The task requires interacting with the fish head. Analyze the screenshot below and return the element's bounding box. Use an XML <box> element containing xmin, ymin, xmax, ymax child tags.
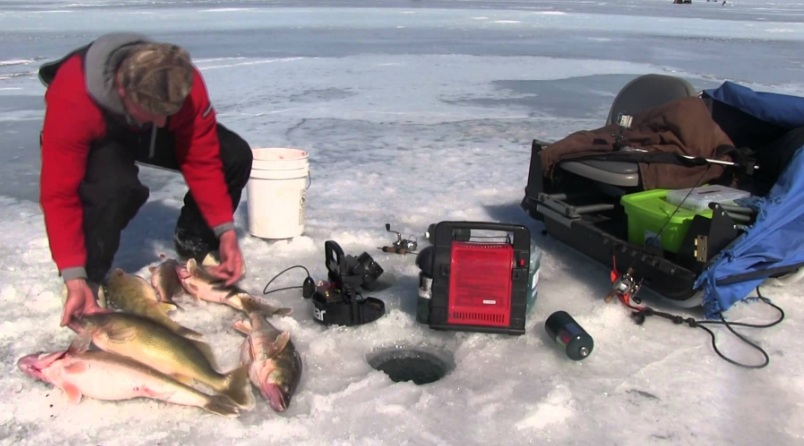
<box><xmin>260</xmin><ymin>382</ymin><xmax>290</xmax><ymax>412</ymax></box>
<box><xmin>176</xmin><ymin>259</ymin><xmax>234</xmax><ymax>303</ymax></box>
<box><xmin>258</xmin><ymin>365</ymin><xmax>300</xmax><ymax>412</ymax></box>
<box><xmin>17</xmin><ymin>351</ymin><xmax>66</xmax><ymax>381</ymax></box>
<box><xmin>154</xmin><ymin>259</ymin><xmax>179</xmax><ymax>281</ymax></box>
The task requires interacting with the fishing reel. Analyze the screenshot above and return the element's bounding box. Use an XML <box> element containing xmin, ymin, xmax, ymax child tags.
<box><xmin>605</xmin><ymin>263</ymin><xmax>643</xmax><ymax>305</ymax></box>
<box><xmin>304</xmin><ymin>240</ymin><xmax>385</xmax><ymax>326</ymax></box>
<box><xmin>378</xmin><ymin>223</ymin><xmax>418</xmax><ymax>255</ymax></box>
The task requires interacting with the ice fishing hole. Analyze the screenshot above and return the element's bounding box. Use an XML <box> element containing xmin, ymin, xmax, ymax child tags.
<box><xmin>368</xmin><ymin>346</ymin><xmax>454</xmax><ymax>385</ymax></box>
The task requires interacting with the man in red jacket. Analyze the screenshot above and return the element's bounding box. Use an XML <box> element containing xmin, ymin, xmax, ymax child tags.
<box><xmin>39</xmin><ymin>34</ymin><xmax>252</xmax><ymax>327</ymax></box>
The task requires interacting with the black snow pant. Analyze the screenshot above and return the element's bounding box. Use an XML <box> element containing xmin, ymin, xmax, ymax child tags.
<box><xmin>79</xmin><ymin>124</ymin><xmax>252</xmax><ymax>283</ymax></box>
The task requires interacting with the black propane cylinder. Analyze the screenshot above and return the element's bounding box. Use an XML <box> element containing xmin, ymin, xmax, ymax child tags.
<box><xmin>545</xmin><ymin>311</ymin><xmax>594</xmax><ymax>360</ymax></box>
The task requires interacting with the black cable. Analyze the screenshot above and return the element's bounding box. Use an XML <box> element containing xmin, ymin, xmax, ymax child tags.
<box><xmin>630</xmin><ymin>287</ymin><xmax>783</xmax><ymax>368</ymax></box>
<box><xmin>646</xmin><ymin>165</ymin><xmax>712</xmax><ymax>250</ymax></box>
<box><xmin>696</xmin><ymin>289</ymin><xmax>784</xmax><ymax>329</ymax></box>
<box><xmin>698</xmin><ymin>318</ymin><xmax>769</xmax><ymax>369</ymax></box>
<box><xmin>262</xmin><ymin>264</ymin><xmax>312</xmax><ymax>295</ymax></box>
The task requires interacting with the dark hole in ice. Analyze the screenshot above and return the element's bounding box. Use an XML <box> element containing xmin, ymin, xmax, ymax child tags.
<box><xmin>368</xmin><ymin>348</ymin><xmax>453</xmax><ymax>385</ymax></box>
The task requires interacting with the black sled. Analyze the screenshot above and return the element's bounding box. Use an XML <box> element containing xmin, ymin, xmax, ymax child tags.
<box><xmin>521</xmin><ymin>74</ymin><xmax>804</xmax><ymax>306</ymax></box>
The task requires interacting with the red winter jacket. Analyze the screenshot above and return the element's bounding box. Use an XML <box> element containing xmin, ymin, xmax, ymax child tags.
<box><xmin>40</xmin><ymin>45</ymin><xmax>233</xmax><ymax>277</ymax></box>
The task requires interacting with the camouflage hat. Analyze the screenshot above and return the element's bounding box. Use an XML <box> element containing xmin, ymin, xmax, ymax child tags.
<box><xmin>118</xmin><ymin>43</ymin><xmax>194</xmax><ymax>116</ymax></box>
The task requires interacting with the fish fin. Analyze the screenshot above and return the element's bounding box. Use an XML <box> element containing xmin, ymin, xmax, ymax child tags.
<box><xmin>214</xmin><ymin>284</ymin><xmax>236</xmax><ymax>296</ymax></box>
<box><xmin>221</xmin><ymin>365</ymin><xmax>255</xmax><ymax>410</ymax></box>
<box><xmin>162</xmin><ymin>297</ymin><xmax>185</xmax><ymax>311</ymax></box>
<box><xmin>138</xmin><ymin>386</ymin><xmax>176</xmax><ymax>401</ymax></box>
<box><xmin>97</xmin><ymin>286</ymin><xmax>107</xmax><ymax>309</ymax></box>
<box><xmin>170</xmin><ymin>373</ymin><xmax>195</xmax><ymax>387</ymax></box>
<box><xmin>61</xmin><ymin>382</ymin><xmax>83</xmax><ymax>404</ymax></box>
<box><xmin>186</xmin><ymin>258</ymin><xmax>198</xmax><ymax>273</ymax></box>
<box><xmin>156</xmin><ymin>302</ymin><xmax>178</xmax><ymax>313</ymax></box>
<box><xmin>174</xmin><ymin>263</ymin><xmax>191</xmax><ymax>280</ymax></box>
<box><xmin>268</xmin><ymin>331</ymin><xmax>291</xmax><ymax>358</ymax></box>
<box><xmin>224</xmin><ymin>288</ymin><xmax>244</xmax><ymax>301</ymax></box>
<box><xmin>204</xmin><ymin>395</ymin><xmax>241</xmax><ymax>417</ymax></box>
<box><xmin>273</xmin><ymin>306</ymin><xmax>294</xmax><ymax>317</ymax></box>
<box><xmin>105</xmin><ymin>325</ymin><xmax>138</xmax><ymax>343</ymax></box>
<box><xmin>64</xmin><ymin>361</ymin><xmax>89</xmax><ymax>374</ymax></box>
<box><xmin>68</xmin><ymin>331</ymin><xmax>93</xmax><ymax>354</ymax></box>
<box><xmin>232</xmin><ymin>319</ymin><xmax>252</xmax><ymax>336</ymax></box>
<box><xmin>176</xmin><ymin>325</ymin><xmax>204</xmax><ymax>341</ymax></box>
<box><xmin>201</xmin><ymin>252</ymin><xmax>221</xmax><ymax>267</ymax></box>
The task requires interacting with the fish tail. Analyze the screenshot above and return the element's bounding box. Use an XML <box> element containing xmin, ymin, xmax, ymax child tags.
<box><xmin>221</xmin><ymin>364</ymin><xmax>255</xmax><ymax>410</ymax></box>
<box><xmin>203</xmin><ymin>394</ymin><xmax>241</xmax><ymax>417</ymax></box>
<box><xmin>240</xmin><ymin>296</ymin><xmax>293</xmax><ymax>317</ymax></box>
<box><xmin>163</xmin><ymin>295</ymin><xmax>185</xmax><ymax>311</ymax></box>
<box><xmin>174</xmin><ymin>324</ymin><xmax>204</xmax><ymax>340</ymax></box>
<box><xmin>156</xmin><ymin>302</ymin><xmax>179</xmax><ymax>314</ymax></box>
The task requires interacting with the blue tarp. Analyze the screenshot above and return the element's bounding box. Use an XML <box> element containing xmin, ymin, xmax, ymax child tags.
<box><xmin>695</xmin><ymin>83</ymin><xmax>804</xmax><ymax>318</ymax></box>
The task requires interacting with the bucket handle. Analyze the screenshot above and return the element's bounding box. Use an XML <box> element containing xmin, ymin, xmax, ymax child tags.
<box><xmin>305</xmin><ymin>171</ymin><xmax>312</xmax><ymax>191</ymax></box>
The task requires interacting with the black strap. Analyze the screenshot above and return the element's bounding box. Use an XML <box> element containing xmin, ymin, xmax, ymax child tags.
<box><xmin>716</xmin><ymin>262</ymin><xmax>804</xmax><ymax>286</ymax></box>
<box><xmin>560</xmin><ymin>144</ymin><xmax>754</xmax><ymax>169</ymax></box>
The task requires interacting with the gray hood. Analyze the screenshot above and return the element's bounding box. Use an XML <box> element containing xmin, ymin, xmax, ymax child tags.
<box><xmin>84</xmin><ymin>33</ymin><xmax>151</xmax><ymax>116</ymax></box>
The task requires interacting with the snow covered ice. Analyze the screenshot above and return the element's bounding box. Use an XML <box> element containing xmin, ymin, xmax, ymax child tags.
<box><xmin>1</xmin><ymin>1</ymin><xmax>803</xmax><ymax>445</ymax></box>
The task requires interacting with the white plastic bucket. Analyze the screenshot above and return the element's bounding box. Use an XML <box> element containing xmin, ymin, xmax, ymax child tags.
<box><xmin>247</xmin><ymin>147</ymin><xmax>310</xmax><ymax>239</ymax></box>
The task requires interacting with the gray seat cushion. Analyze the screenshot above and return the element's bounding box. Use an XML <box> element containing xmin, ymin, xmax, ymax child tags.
<box><xmin>558</xmin><ymin>74</ymin><xmax>697</xmax><ymax>188</ymax></box>
<box><xmin>560</xmin><ymin>160</ymin><xmax>640</xmax><ymax>187</ymax></box>
<box><xmin>606</xmin><ymin>74</ymin><xmax>698</xmax><ymax>126</ymax></box>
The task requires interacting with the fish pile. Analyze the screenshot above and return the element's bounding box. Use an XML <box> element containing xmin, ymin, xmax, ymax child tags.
<box><xmin>17</xmin><ymin>258</ymin><xmax>303</xmax><ymax>417</ymax></box>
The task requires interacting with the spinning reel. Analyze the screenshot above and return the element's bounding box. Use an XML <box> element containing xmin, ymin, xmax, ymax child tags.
<box><xmin>378</xmin><ymin>223</ymin><xmax>418</xmax><ymax>255</ymax></box>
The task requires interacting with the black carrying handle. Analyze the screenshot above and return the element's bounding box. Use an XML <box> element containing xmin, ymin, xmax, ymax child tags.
<box><xmin>433</xmin><ymin>221</ymin><xmax>531</xmax><ymax>252</ymax></box>
<box><xmin>324</xmin><ymin>240</ymin><xmax>345</xmax><ymax>282</ymax></box>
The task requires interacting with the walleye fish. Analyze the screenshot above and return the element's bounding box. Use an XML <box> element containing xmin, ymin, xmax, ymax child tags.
<box><xmin>103</xmin><ymin>268</ymin><xmax>201</xmax><ymax>340</ymax></box>
<box><xmin>177</xmin><ymin>258</ymin><xmax>293</xmax><ymax>316</ymax></box>
<box><xmin>149</xmin><ymin>258</ymin><xmax>185</xmax><ymax>308</ymax></box>
<box><xmin>17</xmin><ymin>346</ymin><xmax>240</xmax><ymax>417</ymax></box>
<box><xmin>233</xmin><ymin>312</ymin><xmax>302</xmax><ymax>412</ymax></box>
<box><xmin>73</xmin><ymin>312</ymin><xmax>255</xmax><ymax>410</ymax></box>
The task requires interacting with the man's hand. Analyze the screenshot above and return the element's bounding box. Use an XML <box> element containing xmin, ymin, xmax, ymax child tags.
<box><xmin>207</xmin><ymin>229</ymin><xmax>245</xmax><ymax>286</ymax></box>
<box><xmin>61</xmin><ymin>278</ymin><xmax>103</xmax><ymax>328</ymax></box>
